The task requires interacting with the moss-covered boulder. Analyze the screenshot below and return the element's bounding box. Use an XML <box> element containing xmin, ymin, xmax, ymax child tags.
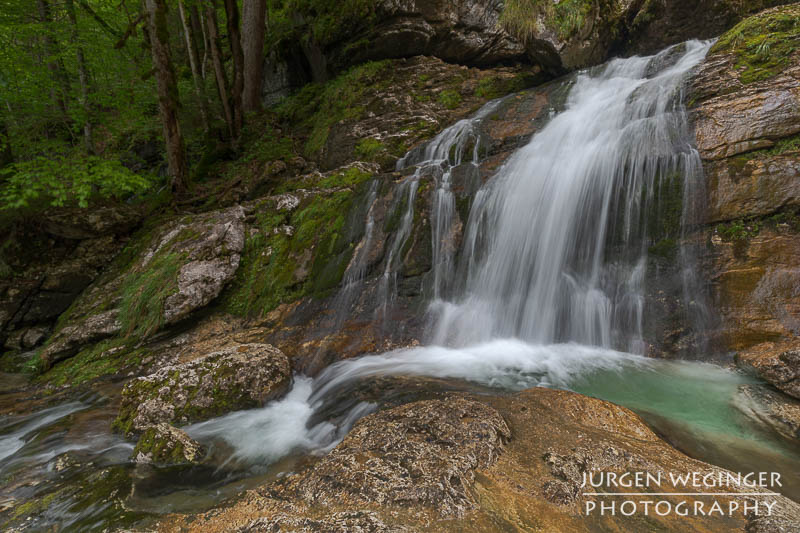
<box><xmin>132</xmin><ymin>423</ymin><xmax>207</xmax><ymax>466</ymax></box>
<box><xmin>114</xmin><ymin>343</ymin><xmax>290</xmax><ymax>436</ymax></box>
<box><xmin>39</xmin><ymin>206</ymin><xmax>246</xmax><ymax>368</ymax></box>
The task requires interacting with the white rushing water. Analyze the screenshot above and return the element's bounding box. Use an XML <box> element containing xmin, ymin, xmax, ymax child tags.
<box><xmin>432</xmin><ymin>40</ymin><xmax>711</xmax><ymax>349</ymax></box>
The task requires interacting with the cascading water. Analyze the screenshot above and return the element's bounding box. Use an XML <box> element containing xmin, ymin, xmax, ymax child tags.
<box><xmin>185</xmin><ymin>43</ymin><xmax>800</xmax><ymax>494</ymax></box>
<box><xmin>432</xmin><ymin>41</ymin><xmax>710</xmax><ymax>350</ymax></box>
<box><xmin>397</xmin><ymin>99</ymin><xmax>503</xmax><ymax>299</ymax></box>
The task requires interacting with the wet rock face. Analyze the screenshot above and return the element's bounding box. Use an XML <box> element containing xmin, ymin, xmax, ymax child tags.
<box><xmin>688</xmin><ymin>4</ymin><xmax>800</xmax><ymax>355</ymax></box>
<box><xmin>114</xmin><ymin>343</ymin><xmax>290</xmax><ymax>435</ymax></box>
<box><xmin>736</xmin><ymin>384</ymin><xmax>800</xmax><ymax>441</ymax></box>
<box><xmin>283</xmin><ymin>397</ymin><xmax>510</xmax><ymax>517</ymax></box>
<box><xmin>624</xmin><ymin>0</ymin><xmax>795</xmax><ymax>56</ymax></box>
<box><xmin>133</xmin><ymin>423</ymin><xmax>206</xmax><ymax>465</ymax></box>
<box><xmin>38</xmin><ymin>205</ymin><xmax>246</xmax><ymax>368</ymax></box>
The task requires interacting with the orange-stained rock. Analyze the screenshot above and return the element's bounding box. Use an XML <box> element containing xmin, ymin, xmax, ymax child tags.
<box><xmin>157</xmin><ymin>387</ymin><xmax>800</xmax><ymax>533</ymax></box>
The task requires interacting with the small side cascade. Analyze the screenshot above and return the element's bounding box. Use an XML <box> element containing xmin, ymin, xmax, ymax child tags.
<box><xmin>376</xmin><ymin>175</ymin><xmax>420</xmax><ymax>322</ymax></box>
<box><xmin>329</xmin><ymin>179</ymin><xmax>380</xmax><ymax>326</ymax></box>
<box><xmin>379</xmin><ymin>98</ymin><xmax>505</xmax><ymax>316</ymax></box>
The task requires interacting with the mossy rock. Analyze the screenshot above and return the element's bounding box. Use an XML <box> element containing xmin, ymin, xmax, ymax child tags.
<box><xmin>133</xmin><ymin>423</ymin><xmax>206</xmax><ymax>465</ymax></box>
<box><xmin>710</xmin><ymin>4</ymin><xmax>800</xmax><ymax>84</ymax></box>
<box><xmin>224</xmin><ymin>169</ymin><xmax>376</xmax><ymax>318</ymax></box>
<box><xmin>113</xmin><ymin>343</ymin><xmax>290</xmax><ymax>436</ymax></box>
<box><xmin>39</xmin><ymin>206</ymin><xmax>246</xmax><ymax>370</ymax></box>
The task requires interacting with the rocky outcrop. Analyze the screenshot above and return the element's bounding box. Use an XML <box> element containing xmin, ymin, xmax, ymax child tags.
<box><xmin>332</xmin><ymin>0</ymin><xmax>527</xmax><ymax>69</ymax></box>
<box><xmin>133</xmin><ymin>423</ymin><xmax>206</xmax><ymax>466</ymax></box>
<box><xmin>737</xmin><ymin>342</ymin><xmax>800</xmax><ymax>400</ymax></box>
<box><xmin>38</xmin><ymin>206</ymin><xmax>246</xmax><ymax>368</ymax></box>
<box><xmin>310</xmin><ymin>0</ymin><xmax>799</xmax><ymax>79</ymax></box>
<box><xmin>689</xmin><ymin>4</ymin><xmax>800</xmax><ymax>356</ymax></box>
<box><xmin>0</xmin><ymin>205</ymin><xmax>141</xmax><ymax>355</ymax></box>
<box><xmin>114</xmin><ymin>343</ymin><xmax>290</xmax><ymax>435</ymax></box>
<box><xmin>160</xmin><ymin>387</ymin><xmax>800</xmax><ymax>532</ymax></box>
<box><xmin>283</xmin><ymin>397</ymin><xmax>510</xmax><ymax>517</ymax></box>
<box><xmin>624</xmin><ymin>0</ymin><xmax>795</xmax><ymax>56</ymax></box>
<box><xmin>736</xmin><ymin>384</ymin><xmax>800</xmax><ymax>440</ymax></box>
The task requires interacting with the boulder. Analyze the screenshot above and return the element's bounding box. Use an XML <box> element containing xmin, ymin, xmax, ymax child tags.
<box><xmin>284</xmin><ymin>397</ymin><xmax>510</xmax><ymax>517</ymax></box>
<box><xmin>737</xmin><ymin>342</ymin><xmax>800</xmax><ymax>400</ymax></box>
<box><xmin>133</xmin><ymin>423</ymin><xmax>207</xmax><ymax>466</ymax></box>
<box><xmin>39</xmin><ymin>205</ymin><xmax>246</xmax><ymax>368</ymax></box>
<box><xmin>336</xmin><ymin>0</ymin><xmax>527</xmax><ymax>69</ymax></box>
<box><xmin>114</xmin><ymin>343</ymin><xmax>291</xmax><ymax>435</ymax></box>
<box><xmin>736</xmin><ymin>384</ymin><xmax>800</xmax><ymax>441</ymax></box>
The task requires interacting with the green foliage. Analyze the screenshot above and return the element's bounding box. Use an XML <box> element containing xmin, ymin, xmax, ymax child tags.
<box><xmin>501</xmin><ymin>0</ymin><xmax>595</xmax><ymax>42</ymax></box>
<box><xmin>276</xmin><ymin>60</ymin><xmax>391</xmax><ymax>158</ymax></box>
<box><xmin>711</xmin><ymin>6</ymin><xmax>800</xmax><ymax>84</ymax></box>
<box><xmin>118</xmin><ymin>251</ymin><xmax>182</xmax><ymax>338</ymax></box>
<box><xmin>270</xmin><ymin>0</ymin><xmax>376</xmax><ymax>48</ymax></box>
<box><xmin>716</xmin><ymin>219</ymin><xmax>761</xmax><ymax>241</ymax></box>
<box><xmin>438</xmin><ymin>89</ymin><xmax>463</xmax><ymax>110</ymax></box>
<box><xmin>0</xmin><ymin>155</ymin><xmax>152</xmax><ymax>210</ymax></box>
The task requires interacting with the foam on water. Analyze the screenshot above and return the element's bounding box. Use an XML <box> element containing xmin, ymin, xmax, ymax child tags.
<box><xmin>185</xmin><ymin>377</ymin><xmax>376</xmax><ymax>467</ymax></box>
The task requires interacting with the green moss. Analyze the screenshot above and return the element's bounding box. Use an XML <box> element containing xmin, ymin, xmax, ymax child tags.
<box><xmin>132</xmin><ymin>426</ymin><xmax>197</xmax><ymax>464</ymax></box>
<box><xmin>711</xmin><ymin>6</ymin><xmax>800</xmax><ymax>84</ymax></box>
<box><xmin>223</xmin><ymin>180</ymin><xmax>371</xmax><ymax>317</ymax></box>
<box><xmin>438</xmin><ymin>89</ymin><xmax>463</xmax><ymax>110</ymax></box>
<box><xmin>354</xmin><ymin>137</ymin><xmax>385</xmax><ymax>161</ymax></box>
<box><xmin>36</xmin><ymin>338</ymin><xmax>148</xmax><ymax>388</ymax></box>
<box><xmin>716</xmin><ymin>219</ymin><xmax>761</xmax><ymax>242</ymax></box>
<box><xmin>318</xmin><ymin>166</ymin><xmax>373</xmax><ymax>189</ymax></box>
<box><xmin>474</xmin><ymin>75</ymin><xmax>537</xmax><ymax>100</ymax></box>
<box><xmin>641</xmin><ymin>171</ymin><xmax>684</xmax><ymax>244</ymax></box>
<box><xmin>501</xmin><ymin>0</ymin><xmax>596</xmax><ymax>42</ymax></box>
<box><xmin>648</xmin><ymin>238</ymin><xmax>678</xmax><ymax>260</ymax></box>
<box><xmin>118</xmin><ymin>250</ymin><xmax>182</xmax><ymax>338</ymax></box>
<box><xmin>276</xmin><ymin>60</ymin><xmax>392</xmax><ymax>159</ymax></box>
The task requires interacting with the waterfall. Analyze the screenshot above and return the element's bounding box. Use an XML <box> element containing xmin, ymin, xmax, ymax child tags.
<box><xmin>173</xmin><ymin>42</ymin><xmax>745</xmax><ymax>473</ymax></box>
<box><xmin>431</xmin><ymin>41</ymin><xmax>711</xmax><ymax>352</ymax></box>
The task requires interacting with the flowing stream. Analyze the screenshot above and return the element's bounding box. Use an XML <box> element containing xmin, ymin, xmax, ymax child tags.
<box><xmin>2</xmin><ymin>41</ymin><xmax>800</xmax><ymax>530</ymax></box>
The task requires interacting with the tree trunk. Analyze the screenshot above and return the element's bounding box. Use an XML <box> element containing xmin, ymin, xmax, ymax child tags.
<box><xmin>36</xmin><ymin>0</ymin><xmax>72</xmax><ymax>117</ymax></box>
<box><xmin>223</xmin><ymin>0</ymin><xmax>244</xmax><ymax>136</ymax></box>
<box><xmin>198</xmin><ymin>6</ymin><xmax>211</xmax><ymax>80</ymax></box>
<box><xmin>144</xmin><ymin>0</ymin><xmax>188</xmax><ymax>194</ymax></box>
<box><xmin>188</xmin><ymin>5</ymin><xmax>206</xmax><ymax>78</ymax></box>
<box><xmin>65</xmin><ymin>0</ymin><xmax>94</xmax><ymax>154</ymax></box>
<box><xmin>204</xmin><ymin>0</ymin><xmax>235</xmax><ymax>140</ymax></box>
<box><xmin>178</xmin><ymin>0</ymin><xmax>210</xmax><ymax>133</ymax></box>
<box><xmin>241</xmin><ymin>0</ymin><xmax>266</xmax><ymax>113</ymax></box>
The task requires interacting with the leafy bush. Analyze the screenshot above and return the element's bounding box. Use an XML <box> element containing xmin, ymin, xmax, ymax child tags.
<box><xmin>0</xmin><ymin>155</ymin><xmax>153</xmax><ymax>210</ymax></box>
